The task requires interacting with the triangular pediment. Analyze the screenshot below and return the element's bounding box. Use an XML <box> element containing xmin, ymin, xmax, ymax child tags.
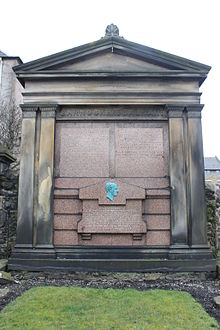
<box><xmin>14</xmin><ymin>36</ymin><xmax>211</xmax><ymax>74</ymax></box>
<box><xmin>50</xmin><ymin>52</ymin><xmax>171</xmax><ymax>72</ymax></box>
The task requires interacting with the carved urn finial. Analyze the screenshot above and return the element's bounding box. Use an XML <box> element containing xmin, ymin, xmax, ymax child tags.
<box><xmin>105</xmin><ymin>24</ymin><xmax>119</xmax><ymax>37</ymax></box>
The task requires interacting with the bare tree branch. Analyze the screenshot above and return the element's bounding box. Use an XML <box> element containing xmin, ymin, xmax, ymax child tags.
<box><xmin>0</xmin><ymin>100</ymin><xmax>22</xmax><ymax>170</ymax></box>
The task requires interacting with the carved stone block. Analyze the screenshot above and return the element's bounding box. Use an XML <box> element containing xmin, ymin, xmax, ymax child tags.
<box><xmin>78</xmin><ymin>180</ymin><xmax>146</xmax><ymax>235</ymax></box>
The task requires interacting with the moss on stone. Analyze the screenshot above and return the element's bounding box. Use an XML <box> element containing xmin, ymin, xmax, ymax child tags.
<box><xmin>206</xmin><ymin>187</ymin><xmax>218</xmax><ymax>258</ymax></box>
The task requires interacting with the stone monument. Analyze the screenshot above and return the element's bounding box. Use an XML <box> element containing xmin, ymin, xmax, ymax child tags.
<box><xmin>9</xmin><ymin>24</ymin><xmax>215</xmax><ymax>272</ymax></box>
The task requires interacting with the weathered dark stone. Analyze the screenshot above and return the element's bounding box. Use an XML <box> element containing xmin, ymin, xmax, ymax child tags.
<box><xmin>16</xmin><ymin>117</ymin><xmax>36</xmax><ymax>247</ymax></box>
<box><xmin>8</xmin><ymin>255</ymin><xmax>216</xmax><ymax>273</ymax></box>
<box><xmin>0</xmin><ymin>148</ymin><xmax>18</xmax><ymax>258</ymax></box>
<box><xmin>0</xmin><ymin>259</ymin><xmax>8</xmax><ymax>271</ymax></box>
<box><xmin>0</xmin><ymin>287</ymin><xmax>9</xmax><ymax>298</ymax></box>
<box><xmin>188</xmin><ymin>108</ymin><xmax>207</xmax><ymax>248</ymax></box>
<box><xmin>35</xmin><ymin>112</ymin><xmax>55</xmax><ymax>248</ymax></box>
<box><xmin>168</xmin><ymin>107</ymin><xmax>188</xmax><ymax>247</ymax></box>
<box><xmin>217</xmin><ymin>262</ymin><xmax>220</xmax><ymax>279</ymax></box>
<box><xmin>213</xmin><ymin>296</ymin><xmax>220</xmax><ymax>308</ymax></box>
<box><xmin>0</xmin><ymin>271</ymin><xmax>12</xmax><ymax>284</ymax></box>
<box><xmin>206</xmin><ymin>187</ymin><xmax>218</xmax><ymax>258</ymax></box>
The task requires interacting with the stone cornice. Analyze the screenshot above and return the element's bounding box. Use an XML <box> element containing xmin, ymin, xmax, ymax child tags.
<box><xmin>22</xmin><ymin>92</ymin><xmax>201</xmax><ymax>106</ymax></box>
<box><xmin>16</xmin><ymin>71</ymin><xmax>208</xmax><ymax>88</ymax></box>
<box><xmin>16</xmin><ymin>71</ymin><xmax>208</xmax><ymax>79</ymax></box>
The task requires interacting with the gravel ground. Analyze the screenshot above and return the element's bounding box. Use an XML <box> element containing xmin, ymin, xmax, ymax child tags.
<box><xmin>0</xmin><ymin>272</ymin><xmax>220</xmax><ymax>325</ymax></box>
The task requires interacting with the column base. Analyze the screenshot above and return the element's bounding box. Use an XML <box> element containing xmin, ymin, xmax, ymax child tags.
<box><xmin>10</xmin><ymin>246</ymin><xmax>56</xmax><ymax>260</ymax></box>
<box><xmin>169</xmin><ymin>244</ymin><xmax>213</xmax><ymax>260</ymax></box>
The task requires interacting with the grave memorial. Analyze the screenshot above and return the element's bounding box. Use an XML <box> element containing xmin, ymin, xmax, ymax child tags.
<box><xmin>9</xmin><ymin>25</ymin><xmax>216</xmax><ymax>272</ymax></box>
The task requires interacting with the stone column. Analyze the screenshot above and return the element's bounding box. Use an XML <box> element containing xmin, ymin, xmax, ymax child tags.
<box><xmin>187</xmin><ymin>105</ymin><xmax>208</xmax><ymax>248</ymax></box>
<box><xmin>35</xmin><ymin>105</ymin><xmax>58</xmax><ymax>248</ymax></box>
<box><xmin>16</xmin><ymin>106</ymin><xmax>37</xmax><ymax>247</ymax></box>
<box><xmin>168</xmin><ymin>106</ymin><xmax>188</xmax><ymax>248</ymax></box>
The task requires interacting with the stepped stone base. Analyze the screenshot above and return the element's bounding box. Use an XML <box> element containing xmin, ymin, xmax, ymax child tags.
<box><xmin>8</xmin><ymin>247</ymin><xmax>216</xmax><ymax>273</ymax></box>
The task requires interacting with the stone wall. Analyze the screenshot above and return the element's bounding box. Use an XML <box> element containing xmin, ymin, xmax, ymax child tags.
<box><xmin>206</xmin><ymin>183</ymin><xmax>220</xmax><ymax>258</ymax></box>
<box><xmin>0</xmin><ymin>56</ymin><xmax>22</xmax><ymax>258</ymax></box>
<box><xmin>0</xmin><ymin>148</ymin><xmax>18</xmax><ymax>258</ymax></box>
<box><xmin>0</xmin><ymin>57</ymin><xmax>23</xmax><ymax>172</ymax></box>
<box><xmin>215</xmin><ymin>185</ymin><xmax>220</xmax><ymax>259</ymax></box>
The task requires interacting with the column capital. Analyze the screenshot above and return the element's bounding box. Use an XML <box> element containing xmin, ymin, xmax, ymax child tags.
<box><xmin>185</xmin><ymin>104</ymin><xmax>204</xmax><ymax>111</ymax></box>
<box><xmin>38</xmin><ymin>104</ymin><xmax>60</xmax><ymax>118</ymax></box>
<box><xmin>21</xmin><ymin>104</ymin><xmax>38</xmax><ymax>118</ymax></box>
<box><xmin>166</xmin><ymin>105</ymin><xmax>185</xmax><ymax>118</ymax></box>
<box><xmin>21</xmin><ymin>103</ymin><xmax>59</xmax><ymax>118</ymax></box>
<box><xmin>186</xmin><ymin>104</ymin><xmax>204</xmax><ymax>118</ymax></box>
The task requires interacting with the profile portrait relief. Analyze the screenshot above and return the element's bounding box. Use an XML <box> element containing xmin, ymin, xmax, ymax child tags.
<box><xmin>105</xmin><ymin>182</ymin><xmax>119</xmax><ymax>202</ymax></box>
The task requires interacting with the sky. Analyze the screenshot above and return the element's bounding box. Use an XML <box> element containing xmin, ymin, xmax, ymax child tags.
<box><xmin>1</xmin><ymin>0</ymin><xmax>219</xmax><ymax>158</ymax></box>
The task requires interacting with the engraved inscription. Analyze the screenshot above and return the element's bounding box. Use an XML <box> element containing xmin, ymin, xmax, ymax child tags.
<box><xmin>78</xmin><ymin>200</ymin><xmax>146</xmax><ymax>234</ymax></box>
<box><xmin>115</xmin><ymin>128</ymin><xmax>165</xmax><ymax>177</ymax></box>
<box><xmin>56</xmin><ymin>106</ymin><xmax>167</xmax><ymax>121</ymax></box>
<box><xmin>59</xmin><ymin>127</ymin><xmax>110</xmax><ymax>177</ymax></box>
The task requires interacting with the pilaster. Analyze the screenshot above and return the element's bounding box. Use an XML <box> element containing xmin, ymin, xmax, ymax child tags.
<box><xmin>35</xmin><ymin>105</ymin><xmax>57</xmax><ymax>248</ymax></box>
<box><xmin>16</xmin><ymin>105</ymin><xmax>37</xmax><ymax>247</ymax></box>
<box><xmin>187</xmin><ymin>105</ymin><xmax>208</xmax><ymax>248</ymax></box>
<box><xmin>15</xmin><ymin>104</ymin><xmax>58</xmax><ymax>252</ymax></box>
<box><xmin>167</xmin><ymin>105</ymin><xmax>188</xmax><ymax>248</ymax></box>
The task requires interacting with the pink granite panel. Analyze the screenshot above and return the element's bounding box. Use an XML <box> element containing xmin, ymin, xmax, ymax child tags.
<box><xmin>79</xmin><ymin>234</ymin><xmax>133</xmax><ymax>246</ymax></box>
<box><xmin>59</xmin><ymin>127</ymin><xmax>110</xmax><ymax>177</ymax></box>
<box><xmin>147</xmin><ymin>231</ymin><xmax>170</xmax><ymax>246</ymax></box>
<box><xmin>116</xmin><ymin>178</ymin><xmax>170</xmax><ymax>189</ymax></box>
<box><xmin>79</xmin><ymin>180</ymin><xmax>145</xmax><ymax>205</ymax></box>
<box><xmin>144</xmin><ymin>215</ymin><xmax>170</xmax><ymax>230</ymax></box>
<box><xmin>78</xmin><ymin>200</ymin><xmax>146</xmax><ymax>233</ymax></box>
<box><xmin>143</xmin><ymin>199</ymin><xmax>170</xmax><ymax>214</ymax></box>
<box><xmin>54</xmin><ymin>178</ymin><xmax>170</xmax><ymax>190</ymax></box>
<box><xmin>132</xmin><ymin>234</ymin><xmax>147</xmax><ymax>245</ymax></box>
<box><xmin>147</xmin><ymin>230</ymin><xmax>170</xmax><ymax>246</ymax></box>
<box><xmin>146</xmin><ymin>189</ymin><xmax>170</xmax><ymax>198</ymax></box>
<box><xmin>115</xmin><ymin>128</ymin><xmax>165</xmax><ymax>177</ymax></box>
<box><xmin>54</xmin><ymin>230</ymin><xmax>78</xmax><ymax>245</ymax></box>
<box><xmin>54</xmin><ymin>199</ymin><xmax>82</xmax><ymax>214</ymax></box>
<box><xmin>54</xmin><ymin>189</ymin><xmax>79</xmax><ymax>197</ymax></box>
<box><xmin>54</xmin><ymin>215</ymin><xmax>81</xmax><ymax>230</ymax></box>
<box><xmin>82</xmin><ymin>199</ymin><xmax>142</xmax><ymax>213</ymax></box>
<box><xmin>132</xmin><ymin>237</ymin><xmax>146</xmax><ymax>245</ymax></box>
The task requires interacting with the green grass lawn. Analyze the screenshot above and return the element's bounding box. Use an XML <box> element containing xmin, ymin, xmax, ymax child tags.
<box><xmin>0</xmin><ymin>287</ymin><xmax>218</xmax><ymax>330</ymax></box>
